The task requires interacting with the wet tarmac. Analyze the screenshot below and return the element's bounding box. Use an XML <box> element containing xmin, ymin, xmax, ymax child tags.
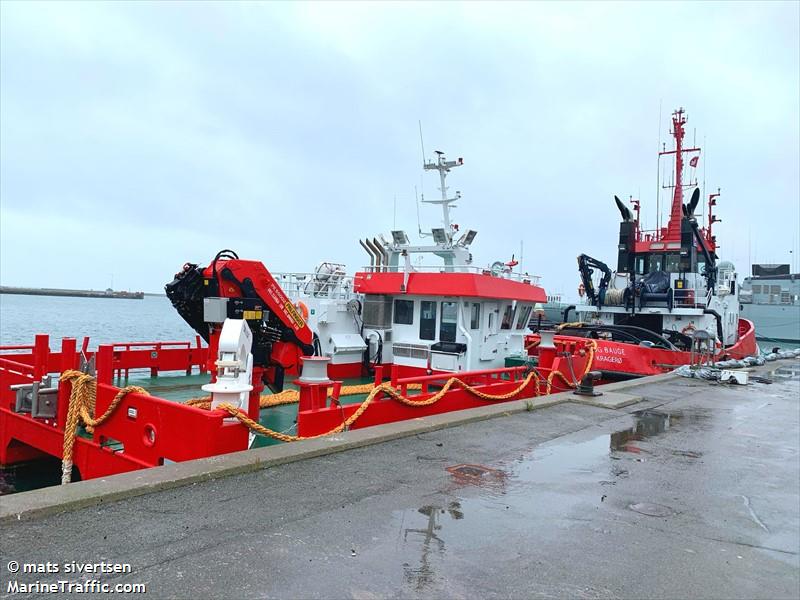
<box><xmin>1</xmin><ymin>361</ymin><xmax>798</xmax><ymax>599</ymax></box>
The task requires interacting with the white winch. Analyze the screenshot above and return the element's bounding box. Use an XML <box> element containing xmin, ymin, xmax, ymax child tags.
<box><xmin>202</xmin><ymin>318</ymin><xmax>254</xmax><ymax>411</ymax></box>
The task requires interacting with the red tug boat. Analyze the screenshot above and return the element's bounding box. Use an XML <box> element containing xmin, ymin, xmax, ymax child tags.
<box><xmin>527</xmin><ymin>108</ymin><xmax>757</xmax><ymax>379</ymax></box>
<box><xmin>0</xmin><ymin>150</ymin><xmax>595</xmax><ymax>485</ymax></box>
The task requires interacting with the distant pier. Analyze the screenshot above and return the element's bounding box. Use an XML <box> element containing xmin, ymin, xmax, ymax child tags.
<box><xmin>0</xmin><ymin>286</ymin><xmax>144</xmax><ymax>300</ymax></box>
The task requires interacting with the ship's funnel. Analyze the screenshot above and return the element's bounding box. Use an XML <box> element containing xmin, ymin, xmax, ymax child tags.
<box><xmin>365</xmin><ymin>238</ymin><xmax>383</xmax><ymax>271</ymax></box>
<box><xmin>685</xmin><ymin>188</ymin><xmax>700</xmax><ymax>217</ymax></box>
<box><xmin>373</xmin><ymin>238</ymin><xmax>388</xmax><ymax>272</ymax></box>
<box><xmin>614</xmin><ymin>196</ymin><xmax>634</xmax><ymax>222</ymax></box>
<box><xmin>359</xmin><ymin>239</ymin><xmax>375</xmax><ymax>268</ymax></box>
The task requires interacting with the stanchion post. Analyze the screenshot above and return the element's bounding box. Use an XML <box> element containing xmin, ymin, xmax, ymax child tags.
<box><xmin>57</xmin><ymin>337</ymin><xmax>78</xmax><ymax>428</ymax></box>
<box><xmin>96</xmin><ymin>345</ymin><xmax>114</xmax><ymax>386</ymax></box>
<box><xmin>33</xmin><ymin>334</ymin><xmax>50</xmax><ymax>380</ymax></box>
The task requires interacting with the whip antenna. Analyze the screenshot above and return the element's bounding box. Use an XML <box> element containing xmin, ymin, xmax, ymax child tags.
<box><xmin>418</xmin><ymin>120</ymin><xmax>427</xmax><ymax>167</ymax></box>
<box><xmin>415</xmin><ymin>185</ymin><xmax>423</xmax><ymax>237</ymax></box>
<box><xmin>656</xmin><ymin>99</ymin><xmax>662</xmax><ymax>232</ymax></box>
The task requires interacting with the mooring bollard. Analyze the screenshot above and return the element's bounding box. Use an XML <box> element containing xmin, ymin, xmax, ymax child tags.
<box><xmin>574</xmin><ymin>371</ymin><xmax>603</xmax><ymax>397</ymax></box>
<box><xmin>537</xmin><ymin>330</ymin><xmax>557</xmax><ymax>370</ymax></box>
<box><xmin>298</xmin><ymin>356</ymin><xmax>332</xmax><ymax>412</ymax></box>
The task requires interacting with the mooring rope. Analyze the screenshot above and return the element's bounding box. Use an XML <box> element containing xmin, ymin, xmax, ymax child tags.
<box><xmin>55</xmin><ymin>340</ymin><xmax>596</xmax><ymax>475</ymax></box>
<box><xmin>59</xmin><ymin>369</ymin><xmax>149</xmax><ymax>485</ymax></box>
<box><xmin>209</xmin><ymin>372</ymin><xmax>541</xmax><ymax>443</ymax></box>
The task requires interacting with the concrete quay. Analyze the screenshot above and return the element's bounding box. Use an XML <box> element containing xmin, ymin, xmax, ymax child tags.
<box><xmin>1</xmin><ymin>362</ymin><xmax>798</xmax><ymax>599</ymax></box>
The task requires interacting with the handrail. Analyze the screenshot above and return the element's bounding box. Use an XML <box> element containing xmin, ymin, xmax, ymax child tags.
<box><xmin>273</xmin><ymin>271</ymin><xmax>356</xmax><ymax>299</ymax></box>
<box><xmin>111</xmin><ymin>341</ymin><xmax>195</xmax><ymax>350</ymax></box>
<box><xmin>396</xmin><ymin>365</ymin><xmax>526</xmax><ymax>385</ymax></box>
<box><xmin>358</xmin><ymin>265</ymin><xmax>541</xmax><ymax>284</ymax></box>
<box><xmin>273</xmin><ymin>271</ymin><xmax>354</xmax><ymax>281</ymax></box>
<box><xmin>0</xmin><ymin>357</ymin><xmax>36</xmax><ymax>374</ymax></box>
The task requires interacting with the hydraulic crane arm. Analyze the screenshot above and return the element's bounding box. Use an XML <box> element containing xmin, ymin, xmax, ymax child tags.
<box><xmin>165</xmin><ymin>249</ymin><xmax>315</xmax><ymax>392</ymax></box>
<box><xmin>577</xmin><ymin>253</ymin><xmax>612</xmax><ymax>310</ymax></box>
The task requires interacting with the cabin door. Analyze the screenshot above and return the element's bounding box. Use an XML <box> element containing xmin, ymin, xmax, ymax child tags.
<box><xmin>479</xmin><ymin>302</ymin><xmax>500</xmax><ymax>361</ymax></box>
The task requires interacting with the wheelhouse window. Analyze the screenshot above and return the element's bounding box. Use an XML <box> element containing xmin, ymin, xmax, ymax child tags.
<box><xmin>752</xmin><ymin>284</ymin><xmax>762</xmax><ymax>294</ymax></box>
<box><xmin>420</xmin><ymin>301</ymin><xmax>437</xmax><ymax>340</ymax></box>
<box><xmin>393</xmin><ymin>299</ymin><xmax>414</xmax><ymax>325</ymax></box>
<box><xmin>515</xmin><ymin>305</ymin><xmax>532</xmax><ymax>330</ymax></box>
<box><xmin>665</xmin><ymin>254</ymin><xmax>681</xmax><ymax>273</ymax></box>
<box><xmin>440</xmin><ymin>301</ymin><xmax>458</xmax><ymax>343</ymax></box>
<box><xmin>648</xmin><ymin>254</ymin><xmax>664</xmax><ymax>273</ymax></box>
<box><xmin>470</xmin><ymin>303</ymin><xmax>481</xmax><ymax>329</ymax></box>
<box><xmin>500</xmin><ymin>304</ymin><xmax>516</xmax><ymax>330</ymax></box>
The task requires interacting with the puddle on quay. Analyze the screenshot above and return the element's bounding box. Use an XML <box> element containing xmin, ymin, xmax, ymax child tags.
<box><xmin>767</xmin><ymin>365</ymin><xmax>800</xmax><ymax>381</ymax></box>
<box><xmin>399</xmin><ymin>502</ymin><xmax>464</xmax><ymax>590</ymax></box>
<box><xmin>390</xmin><ymin>435</ymin><xmax>616</xmax><ymax>592</ymax></box>
<box><xmin>390</xmin><ymin>408</ymin><xmax>700</xmax><ymax>591</ymax></box>
<box><xmin>612</xmin><ymin>409</ymin><xmax>693</xmax><ymax>452</ymax></box>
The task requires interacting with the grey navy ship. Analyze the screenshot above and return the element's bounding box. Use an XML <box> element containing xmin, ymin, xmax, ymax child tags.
<box><xmin>739</xmin><ymin>264</ymin><xmax>800</xmax><ymax>345</ymax></box>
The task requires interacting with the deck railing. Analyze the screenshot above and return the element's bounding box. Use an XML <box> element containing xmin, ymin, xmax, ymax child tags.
<box><xmin>273</xmin><ymin>272</ymin><xmax>356</xmax><ymax>299</ymax></box>
<box><xmin>359</xmin><ymin>265</ymin><xmax>541</xmax><ymax>285</ymax></box>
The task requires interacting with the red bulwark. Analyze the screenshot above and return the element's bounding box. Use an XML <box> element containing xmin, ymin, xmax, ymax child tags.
<box><xmin>353</xmin><ymin>272</ymin><xmax>547</xmax><ymax>302</ymax></box>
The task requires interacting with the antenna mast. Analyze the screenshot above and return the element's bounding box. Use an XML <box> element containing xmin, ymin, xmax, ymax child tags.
<box><xmin>656</xmin><ymin>99</ymin><xmax>662</xmax><ymax>232</ymax></box>
<box><xmin>423</xmin><ymin>151</ymin><xmax>463</xmax><ymax>240</ymax></box>
<box><xmin>659</xmin><ymin>107</ymin><xmax>701</xmax><ymax>238</ymax></box>
<box><xmin>418</xmin><ymin>121</ymin><xmax>426</xmax><ymax>168</ymax></box>
<box><xmin>414</xmin><ymin>185</ymin><xmax>423</xmax><ymax>237</ymax></box>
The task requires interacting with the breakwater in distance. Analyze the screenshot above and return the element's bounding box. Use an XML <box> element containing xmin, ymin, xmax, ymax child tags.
<box><xmin>0</xmin><ymin>286</ymin><xmax>144</xmax><ymax>300</ymax></box>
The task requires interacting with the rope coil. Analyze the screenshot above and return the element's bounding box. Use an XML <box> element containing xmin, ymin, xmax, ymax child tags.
<box><xmin>59</xmin><ymin>369</ymin><xmax>149</xmax><ymax>485</ymax></box>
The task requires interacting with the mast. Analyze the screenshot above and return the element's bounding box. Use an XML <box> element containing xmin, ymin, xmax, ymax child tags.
<box><xmin>423</xmin><ymin>151</ymin><xmax>463</xmax><ymax>242</ymax></box>
<box><xmin>659</xmin><ymin>108</ymin><xmax>701</xmax><ymax>240</ymax></box>
<box><xmin>669</xmin><ymin>109</ymin><xmax>686</xmax><ymax>235</ymax></box>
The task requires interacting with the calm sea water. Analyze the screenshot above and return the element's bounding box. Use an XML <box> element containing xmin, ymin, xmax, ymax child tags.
<box><xmin>0</xmin><ymin>293</ymin><xmax>197</xmax><ymax>348</ymax></box>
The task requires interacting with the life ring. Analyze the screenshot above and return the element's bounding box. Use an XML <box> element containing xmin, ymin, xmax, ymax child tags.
<box><xmin>295</xmin><ymin>300</ymin><xmax>309</xmax><ymax>321</ymax></box>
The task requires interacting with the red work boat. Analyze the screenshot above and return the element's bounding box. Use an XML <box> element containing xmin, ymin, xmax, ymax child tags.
<box><xmin>1</xmin><ymin>150</ymin><xmax>596</xmax><ymax>485</ymax></box>
<box><xmin>526</xmin><ymin>108</ymin><xmax>758</xmax><ymax>379</ymax></box>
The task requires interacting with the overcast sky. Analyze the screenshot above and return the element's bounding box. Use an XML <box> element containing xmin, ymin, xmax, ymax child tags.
<box><xmin>1</xmin><ymin>1</ymin><xmax>798</xmax><ymax>297</ymax></box>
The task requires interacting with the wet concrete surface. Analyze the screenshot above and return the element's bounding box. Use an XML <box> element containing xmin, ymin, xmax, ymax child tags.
<box><xmin>1</xmin><ymin>362</ymin><xmax>798</xmax><ymax>599</ymax></box>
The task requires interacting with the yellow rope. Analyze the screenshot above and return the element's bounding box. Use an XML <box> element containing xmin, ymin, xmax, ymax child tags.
<box><xmin>59</xmin><ymin>369</ymin><xmax>149</xmax><ymax>485</ymax></box>
<box><xmin>199</xmin><ymin>342</ymin><xmax>597</xmax><ymax>442</ymax></box>
<box><xmin>183</xmin><ymin>382</ymin><xmax>421</xmax><ymax>410</ymax></box>
<box><xmin>56</xmin><ymin>342</ymin><xmax>597</xmax><ymax>469</ymax></box>
<box><xmin>556</xmin><ymin>321</ymin><xmax>585</xmax><ymax>331</ymax></box>
<box><xmin>211</xmin><ymin>372</ymin><xmax>540</xmax><ymax>442</ymax></box>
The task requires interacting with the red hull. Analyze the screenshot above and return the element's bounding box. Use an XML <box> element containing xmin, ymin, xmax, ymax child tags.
<box><xmin>527</xmin><ymin>319</ymin><xmax>758</xmax><ymax>378</ymax></box>
<box><xmin>1</xmin><ymin>334</ymin><xmax>595</xmax><ymax>482</ymax></box>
